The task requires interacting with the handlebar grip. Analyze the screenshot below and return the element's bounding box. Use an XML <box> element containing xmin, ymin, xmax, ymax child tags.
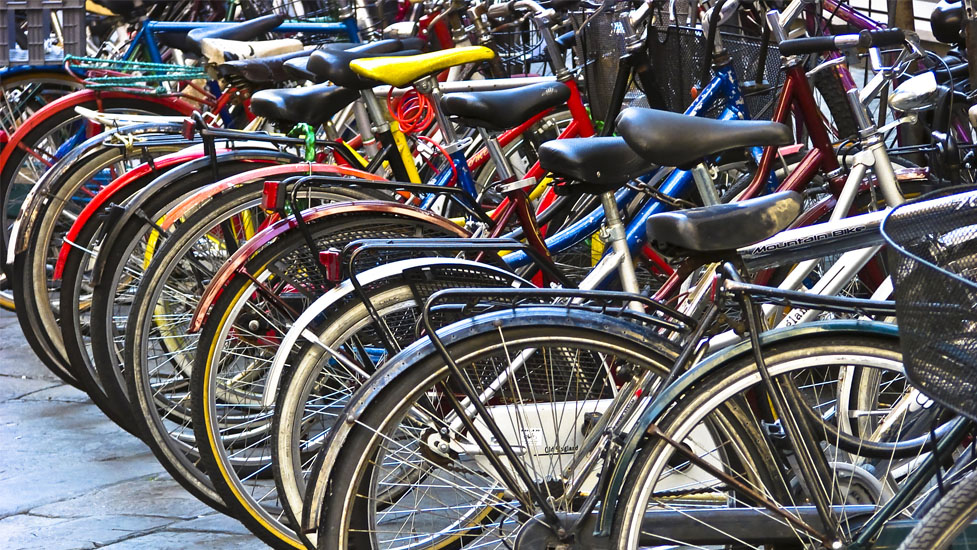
<box><xmin>862</xmin><ymin>28</ymin><xmax>906</xmax><ymax>48</ymax></box>
<box><xmin>778</xmin><ymin>28</ymin><xmax>905</xmax><ymax>56</ymax></box>
<box><xmin>487</xmin><ymin>1</ymin><xmax>516</xmax><ymax>19</ymax></box>
<box><xmin>777</xmin><ymin>35</ymin><xmax>843</xmax><ymax>56</ymax></box>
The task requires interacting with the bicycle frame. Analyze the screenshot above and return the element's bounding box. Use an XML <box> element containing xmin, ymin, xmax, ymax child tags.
<box><xmin>124</xmin><ymin>19</ymin><xmax>361</xmax><ymax>64</ymax></box>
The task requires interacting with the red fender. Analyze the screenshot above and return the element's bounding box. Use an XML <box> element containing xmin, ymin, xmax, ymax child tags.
<box><xmin>188</xmin><ymin>200</ymin><xmax>470</xmax><ymax>333</ymax></box>
<box><xmin>0</xmin><ymin>89</ymin><xmax>194</xmax><ymax>175</ymax></box>
<box><xmin>52</xmin><ymin>148</ymin><xmax>215</xmax><ymax>280</ymax></box>
<box><xmin>158</xmin><ymin>163</ymin><xmax>386</xmax><ymax>230</ymax></box>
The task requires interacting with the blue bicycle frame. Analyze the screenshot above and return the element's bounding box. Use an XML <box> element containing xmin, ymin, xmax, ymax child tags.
<box><xmin>125</xmin><ymin>18</ymin><xmax>361</xmax><ymax>63</ymax></box>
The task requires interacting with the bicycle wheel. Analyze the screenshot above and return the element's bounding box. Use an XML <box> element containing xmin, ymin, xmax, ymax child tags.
<box><xmin>897</xmin><ymin>471</ymin><xmax>977</xmax><ymax>550</ymax></box>
<box><xmin>271</xmin><ymin>259</ymin><xmax>533</xmax><ymax>536</ymax></box>
<box><xmin>121</xmin><ymin>180</ymin><xmax>382</xmax><ymax>513</ymax></box>
<box><xmin>12</xmin><ymin>126</ymin><xmax>186</xmax><ymax>386</ymax></box>
<box><xmin>0</xmin><ymin>69</ymin><xmax>83</xmax><ymax>135</ymax></box>
<box><xmin>58</xmin><ymin>153</ymin><xmax>279</xmax><ymax>430</ymax></box>
<box><xmin>1</xmin><ymin>94</ymin><xmax>188</xmax><ymax>261</ymax></box>
<box><xmin>612</xmin><ymin>331</ymin><xmax>936</xmax><ymax>549</ymax></box>
<box><xmin>191</xmin><ymin>208</ymin><xmax>469</xmax><ymax>549</ymax></box>
<box><xmin>314</xmin><ymin>307</ymin><xmax>678</xmax><ymax>550</ymax></box>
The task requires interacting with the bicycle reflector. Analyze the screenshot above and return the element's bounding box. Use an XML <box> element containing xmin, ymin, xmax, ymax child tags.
<box><xmin>181</xmin><ymin>117</ymin><xmax>196</xmax><ymax>140</ymax></box>
<box><xmin>261</xmin><ymin>181</ymin><xmax>287</xmax><ymax>212</ymax></box>
<box><xmin>318</xmin><ymin>248</ymin><xmax>342</xmax><ymax>283</ymax></box>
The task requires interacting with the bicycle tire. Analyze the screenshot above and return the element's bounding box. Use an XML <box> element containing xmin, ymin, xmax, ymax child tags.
<box><xmin>119</xmin><ymin>181</ymin><xmax>384</xmax><ymax>515</ymax></box>
<box><xmin>11</xmin><ymin>131</ymin><xmax>186</xmax><ymax>387</ymax></box>
<box><xmin>191</xmin><ymin>208</ymin><xmax>469</xmax><ymax>549</ymax></box>
<box><xmin>612</xmin><ymin>332</ymin><xmax>925</xmax><ymax>549</ymax></box>
<box><xmin>897</xmin><ymin>471</ymin><xmax>977</xmax><ymax>550</ymax></box>
<box><xmin>313</xmin><ymin>307</ymin><xmax>678</xmax><ymax>550</ymax></box>
<box><xmin>271</xmin><ymin>260</ymin><xmax>533</xmax><ymax>539</ymax></box>
<box><xmin>59</xmin><ymin>156</ymin><xmax>271</xmax><ymax>430</ymax></box>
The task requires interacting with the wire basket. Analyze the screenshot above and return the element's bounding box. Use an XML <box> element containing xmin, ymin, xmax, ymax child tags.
<box><xmin>575</xmin><ymin>5</ymin><xmax>784</xmax><ymax>123</ymax></box>
<box><xmin>882</xmin><ymin>190</ymin><xmax>977</xmax><ymax>421</ymax></box>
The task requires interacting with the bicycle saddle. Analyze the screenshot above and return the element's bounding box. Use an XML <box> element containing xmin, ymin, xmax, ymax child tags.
<box><xmin>537</xmin><ymin>137</ymin><xmax>648</xmax><ymax>193</ymax></box>
<box><xmin>646</xmin><ymin>191</ymin><xmax>803</xmax><ymax>255</ymax></box>
<box><xmin>617</xmin><ymin>108</ymin><xmax>793</xmax><ymax>169</ymax></box>
<box><xmin>250</xmin><ymin>83</ymin><xmax>360</xmax><ymax>126</ymax></box>
<box><xmin>164</xmin><ymin>14</ymin><xmax>284</xmax><ymax>56</ymax></box>
<box><xmin>282</xmin><ymin>43</ymin><xmax>360</xmax><ymax>81</ymax></box>
<box><xmin>441</xmin><ymin>81</ymin><xmax>569</xmax><ymax>132</ymax></box>
<box><xmin>350</xmin><ymin>46</ymin><xmax>496</xmax><ymax>88</ymax></box>
<box><xmin>218</xmin><ymin>49</ymin><xmax>313</xmax><ymax>84</ymax></box>
<box><xmin>307</xmin><ymin>39</ymin><xmax>425</xmax><ymax>88</ymax></box>
<box><xmin>200</xmin><ymin>37</ymin><xmax>304</xmax><ymax>64</ymax></box>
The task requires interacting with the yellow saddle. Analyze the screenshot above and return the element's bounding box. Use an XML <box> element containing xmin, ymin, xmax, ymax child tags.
<box><xmin>350</xmin><ymin>46</ymin><xmax>496</xmax><ymax>88</ymax></box>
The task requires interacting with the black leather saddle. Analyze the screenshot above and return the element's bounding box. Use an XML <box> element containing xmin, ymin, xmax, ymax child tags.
<box><xmin>646</xmin><ymin>191</ymin><xmax>803</xmax><ymax>255</ymax></box>
<box><xmin>218</xmin><ymin>49</ymin><xmax>312</xmax><ymax>84</ymax></box>
<box><xmin>307</xmin><ymin>38</ymin><xmax>425</xmax><ymax>88</ymax></box>
<box><xmin>538</xmin><ymin>137</ymin><xmax>649</xmax><ymax>195</ymax></box>
<box><xmin>440</xmin><ymin>81</ymin><xmax>570</xmax><ymax>132</ymax></box>
<box><xmin>617</xmin><ymin>108</ymin><xmax>793</xmax><ymax>170</ymax></box>
<box><xmin>158</xmin><ymin>14</ymin><xmax>283</xmax><ymax>56</ymax></box>
<box><xmin>250</xmin><ymin>83</ymin><xmax>360</xmax><ymax>126</ymax></box>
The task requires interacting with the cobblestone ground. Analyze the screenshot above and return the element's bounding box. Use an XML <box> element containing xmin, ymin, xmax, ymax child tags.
<box><xmin>0</xmin><ymin>310</ymin><xmax>267</xmax><ymax>549</ymax></box>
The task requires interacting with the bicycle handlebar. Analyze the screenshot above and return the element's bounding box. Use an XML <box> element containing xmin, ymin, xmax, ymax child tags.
<box><xmin>778</xmin><ymin>29</ymin><xmax>905</xmax><ymax>56</ymax></box>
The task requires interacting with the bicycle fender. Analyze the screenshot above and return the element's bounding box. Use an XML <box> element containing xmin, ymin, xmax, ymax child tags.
<box><xmin>301</xmin><ymin>307</ymin><xmax>679</xmax><ymax>542</ymax></box>
<box><xmin>52</xmin><ymin>146</ymin><xmax>208</xmax><ymax>280</ymax></box>
<box><xmin>596</xmin><ymin>319</ymin><xmax>900</xmax><ymax>537</ymax></box>
<box><xmin>156</xmin><ymin>162</ymin><xmax>384</xmax><ymax>232</ymax></box>
<box><xmin>11</xmin><ymin>122</ymin><xmax>184</xmax><ymax>263</ymax></box>
<box><xmin>84</xmin><ymin>150</ymin><xmax>296</xmax><ymax>285</ymax></box>
<box><xmin>260</xmin><ymin>257</ymin><xmax>531</xmax><ymax>408</ymax></box>
<box><xmin>0</xmin><ymin>89</ymin><xmax>194</xmax><ymax>182</ymax></box>
<box><xmin>187</xmin><ymin>200</ymin><xmax>470</xmax><ymax>333</ymax></box>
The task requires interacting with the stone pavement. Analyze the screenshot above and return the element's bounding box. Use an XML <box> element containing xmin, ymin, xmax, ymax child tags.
<box><xmin>0</xmin><ymin>310</ymin><xmax>267</xmax><ymax>549</ymax></box>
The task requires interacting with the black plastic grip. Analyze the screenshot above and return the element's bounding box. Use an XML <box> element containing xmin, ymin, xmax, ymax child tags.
<box><xmin>186</xmin><ymin>14</ymin><xmax>285</xmax><ymax>54</ymax></box>
<box><xmin>778</xmin><ymin>28</ymin><xmax>905</xmax><ymax>56</ymax></box>
<box><xmin>777</xmin><ymin>35</ymin><xmax>844</xmax><ymax>56</ymax></box>
<box><xmin>862</xmin><ymin>28</ymin><xmax>906</xmax><ymax>48</ymax></box>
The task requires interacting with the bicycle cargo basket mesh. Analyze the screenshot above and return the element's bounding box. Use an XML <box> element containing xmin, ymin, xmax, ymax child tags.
<box><xmin>883</xmin><ymin>191</ymin><xmax>977</xmax><ymax>420</ymax></box>
<box><xmin>576</xmin><ymin>5</ymin><xmax>784</xmax><ymax>123</ymax></box>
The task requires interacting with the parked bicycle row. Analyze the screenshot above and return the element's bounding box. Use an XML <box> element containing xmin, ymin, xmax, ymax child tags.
<box><xmin>2</xmin><ymin>0</ymin><xmax>977</xmax><ymax>548</ymax></box>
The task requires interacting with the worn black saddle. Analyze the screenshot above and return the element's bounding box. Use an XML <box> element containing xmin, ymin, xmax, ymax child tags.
<box><xmin>538</xmin><ymin>137</ymin><xmax>649</xmax><ymax>195</ymax></box>
<box><xmin>646</xmin><ymin>191</ymin><xmax>803</xmax><ymax>254</ymax></box>
<box><xmin>250</xmin><ymin>83</ymin><xmax>360</xmax><ymax>126</ymax></box>
<box><xmin>617</xmin><ymin>107</ymin><xmax>793</xmax><ymax>170</ymax></box>
<box><xmin>440</xmin><ymin>81</ymin><xmax>570</xmax><ymax>132</ymax></box>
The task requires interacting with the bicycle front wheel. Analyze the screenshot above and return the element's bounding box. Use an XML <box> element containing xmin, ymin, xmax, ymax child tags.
<box><xmin>611</xmin><ymin>331</ymin><xmax>928</xmax><ymax>549</ymax></box>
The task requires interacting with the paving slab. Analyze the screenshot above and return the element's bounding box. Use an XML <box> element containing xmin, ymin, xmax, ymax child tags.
<box><xmin>0</xmin><ymin>310</ymin><xmax>268</xmax><ymax>549</ymax></box>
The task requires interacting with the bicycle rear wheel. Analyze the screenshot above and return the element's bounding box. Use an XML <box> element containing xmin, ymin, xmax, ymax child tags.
<box><xmin>313</xmin><ymin>308</ymin><xmax>677</xmax><ymax>550</ymax></box>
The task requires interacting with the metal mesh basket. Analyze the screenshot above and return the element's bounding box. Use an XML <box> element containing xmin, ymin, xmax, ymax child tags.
<box><xmin>882</xmin><ymin>190</ymin><xmax>977</xmax><ymax>420</ymax></box>
<box><xmin>576</xmin><ymin>6</ymin><xmax>784</xmax><ymax>123</ymax></box>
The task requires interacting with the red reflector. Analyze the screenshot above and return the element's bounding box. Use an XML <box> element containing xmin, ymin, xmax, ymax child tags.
<box><xmin>182</xmin><ymin>117</ymin><xmax>195</xmax><ymax>140</ymax></box>
<box><xmin>319</xmin><ymin>248</ymin><xmax>342</xmax><ymax>283</ymax></box>
<box><xmin>0</xmin><ymin>130</ymin><xmax>8</xmax><ymax>144</ymax></box>
<box><xmin>261</xmin><ymin>181</ymin><xmax>286</xmax><ymax>212</ymax></box>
